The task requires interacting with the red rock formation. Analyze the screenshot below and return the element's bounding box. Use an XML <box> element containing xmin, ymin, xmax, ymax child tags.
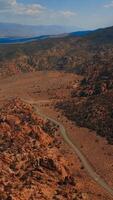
<box><xmin>0</xmin><ymin>99</ymin><xmax>81</xmax><ymax>200</ymax></box>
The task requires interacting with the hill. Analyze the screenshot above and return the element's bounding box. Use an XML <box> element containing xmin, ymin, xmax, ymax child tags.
<box><xmin>0</xmin><ymin>98</ymin><xmax>83</xmax><ymax>200</ymax></box>
<box><xmin>85</xmin><ymin>26</ymin><xmax>113</xmax><ymax>44</ymax></box>
<box><xmin>69</xmin><ymin>30</ymin><xmax>92</xmax><ymax>37</ymax></box>
<box><xmin>55</xmin><ymin>26</ymin><xmax>113</xmax><ymax>144</ymax></box>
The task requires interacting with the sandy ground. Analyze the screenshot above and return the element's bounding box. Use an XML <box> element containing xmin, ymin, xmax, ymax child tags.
<box><xmin>0</xmin><ymin>71</ymin><xmax>113</xmax><ymax>199</ymax></box>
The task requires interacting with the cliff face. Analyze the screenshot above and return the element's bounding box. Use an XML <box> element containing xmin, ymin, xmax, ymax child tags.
<box><xmin>0</xmin><ymin>99</ymin><xmax>82</xmax><ymax>200</ymax></box>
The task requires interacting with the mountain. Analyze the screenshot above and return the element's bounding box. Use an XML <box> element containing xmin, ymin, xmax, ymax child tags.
<box><xmin>0</xmin><ymin>22</ymin><xmax>82</xmax><ymax>38</ymax></box>
<box><xmin>69</xmin><ymin>30</ymin><xmax>92</xmax><ymax>37</ymax></box>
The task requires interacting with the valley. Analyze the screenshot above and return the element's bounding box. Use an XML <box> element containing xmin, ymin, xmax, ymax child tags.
<box><xmin>1</xmin><ymin>25</ymin><xmax>113</xmax><ymax>200</ymax></box>
<box><xmin>0</xmin><ymin>71</ymin><xmax>113</xmax><ymax>199</ymax></box>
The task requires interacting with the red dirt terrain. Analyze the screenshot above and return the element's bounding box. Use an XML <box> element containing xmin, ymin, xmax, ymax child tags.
<box><xmin>0</xmin><ymin>25</ymin><xmax>113</xmax><ymax>199</ymax></box>
<box><xmin>0</xmin><ymin>72</ymin><xmax>113</xmax><ymax>200</ymax></box>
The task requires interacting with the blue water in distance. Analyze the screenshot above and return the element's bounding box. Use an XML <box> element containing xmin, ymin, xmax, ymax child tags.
<box><xmin>0</xmin><ymin>36</ymin><xmax>49</xmax><ymax>44</ymax></box>
<box><xmin>0</xmin><ymin>31</ymin><xmax>92</xmax><ymax>44</ymax></box>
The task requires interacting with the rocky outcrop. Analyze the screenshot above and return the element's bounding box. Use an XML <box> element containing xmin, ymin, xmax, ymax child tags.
<box><xmin>0</xmin><ymin>99</ymin><xmax>82</xmax><ymax>200</ymax></box>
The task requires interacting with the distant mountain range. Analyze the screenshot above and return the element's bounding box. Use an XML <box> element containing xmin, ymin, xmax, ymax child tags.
<box><xmin>0</xmin><ymin>23</ymin><xmax>93</xmax><ymax>44</ymax></box>
<box><xmin>0</xmin><ymin>22</ymin><xmax>83</xmax><ymax>38</ymax></box>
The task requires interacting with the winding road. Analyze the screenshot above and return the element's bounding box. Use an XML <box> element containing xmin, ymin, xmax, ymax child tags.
<box><xmin>24</xmin><ymin>99</ymin><xmax>113</xmax><ymax>198</ymax></box>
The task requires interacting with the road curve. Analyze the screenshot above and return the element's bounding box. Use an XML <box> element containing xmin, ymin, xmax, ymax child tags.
<box><xmin>24</xmin><ymin>99</ymin><xmax>113</xmax><ymax>198</ymax></box>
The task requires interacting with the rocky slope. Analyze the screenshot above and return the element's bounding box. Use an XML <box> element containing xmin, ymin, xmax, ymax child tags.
<box><xmin>56</xmin><ymin>92</ymin><xmax>113</xmax><ymax>144</ymax></box>
<box><xmin>0</xmin><ymin>99</ymin><xmax>83</xmax><ymax>200</ymax></box>
<box><xmin>55</xmin><ymin>36</ymin><xmax>113</xmax><ymax>144</ymax></box>
<box><xmin>0</xmin><ymin>26</ymin><xmax>113</xmax><ymax>77</ymax></box>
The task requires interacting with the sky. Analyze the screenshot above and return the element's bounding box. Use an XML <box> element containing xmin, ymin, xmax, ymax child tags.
<box><xmin>0</xmin><ymin>0</ymin><xmax>113</xmax><ymax>29</ymax></box>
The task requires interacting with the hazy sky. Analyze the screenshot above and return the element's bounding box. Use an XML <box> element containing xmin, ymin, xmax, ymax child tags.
<box><xmin>0</xmin><ymin>0</ymin><xmax>113</xmax><ymax>29</ymax></box>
